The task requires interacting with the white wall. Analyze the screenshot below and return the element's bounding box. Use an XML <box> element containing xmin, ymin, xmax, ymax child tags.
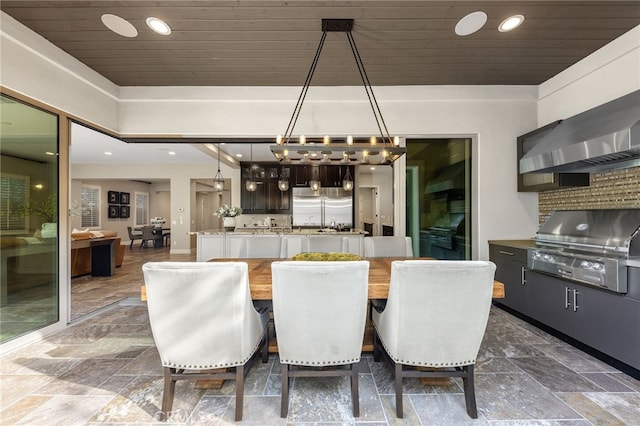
<box><xmin>538</xmin><ymin>25</ymin><xmax>640</xmax><ymax>125</ymax></box>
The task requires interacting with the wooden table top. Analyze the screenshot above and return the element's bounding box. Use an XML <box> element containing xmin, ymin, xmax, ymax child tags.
<box><xmin>140</xmin><ymin>258</ymin><xmax>505</xmax><ymax>301</ymax></box>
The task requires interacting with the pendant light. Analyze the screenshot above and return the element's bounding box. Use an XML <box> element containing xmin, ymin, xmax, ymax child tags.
<box><xmin>309</xmin><ymin>165</ymin><xmax>321</xmax><ymax>191</ymax></box>
<box><xmin>245</xmin><ymin>144</ymin><xmax>257</xmax><ymax>192</ymax></box>
<box><xmin>213</xmin><ymin>143</ymin><xmax>225</xmax><ymax>192</ymax></box>
<box><xmin>278</xmin><ymin>165</ymin><xmax>289</xmax><ymax>191</ymax></box>
<box><xmin>342</xmin><ymin>166</ymin><xmax>353</xmax><ymax>191</ymax></box>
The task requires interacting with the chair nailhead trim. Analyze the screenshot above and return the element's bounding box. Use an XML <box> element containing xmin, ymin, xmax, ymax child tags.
<box><xmin>165</xmin><ymin>330</ymin><xmax>267</xmax><ymax>369</ymax></box>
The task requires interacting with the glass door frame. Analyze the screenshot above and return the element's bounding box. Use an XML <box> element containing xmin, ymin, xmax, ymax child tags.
<box><xmin>0</xmin><ymin>87</ymin><xmax>71</xmax><ymax>354</ymax></box>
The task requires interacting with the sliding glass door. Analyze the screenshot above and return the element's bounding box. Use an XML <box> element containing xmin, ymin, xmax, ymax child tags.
<box><xmin>406</xmin><ymin>138</ymin><xmax>471</xmax><ymax>260</ymax></box>
<box><xmin>0</xmin><ymin>94</ymin><xmax>59</xmax><ymax>343</ymax></box>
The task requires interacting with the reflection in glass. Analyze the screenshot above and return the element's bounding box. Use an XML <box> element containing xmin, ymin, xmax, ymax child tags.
<box><xmin>406</xmin><ymin>139</ymin><xmax>471</xmax><ymax>260</ymax></box>
<box><xmin>0</xmin><ymin>94</ymin><xmax>59</xmax><ymax>343</ymax></box>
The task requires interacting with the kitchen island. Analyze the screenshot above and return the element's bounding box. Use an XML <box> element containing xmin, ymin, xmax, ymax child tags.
<box><xmin>195</xmin><ymin>229</ymin><xmax>367</xmax><ymax>261</ymax></box>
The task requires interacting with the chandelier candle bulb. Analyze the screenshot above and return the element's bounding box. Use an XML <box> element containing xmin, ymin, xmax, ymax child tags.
<box><xmin>347</xmin><ymin>135</ymin><xmax>353</xmax><ymax>145</ymax></box>
<box><xmin>323</xmin><ymin>135</ymin><xmax>330</xmax><ymax>145</ymax></box>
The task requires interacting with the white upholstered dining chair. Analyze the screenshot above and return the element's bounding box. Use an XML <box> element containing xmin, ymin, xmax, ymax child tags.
<box><xmin>242</xmin><ymin>234</ymin><xmax>286</xmax><ymax>258</ymax></box>
<box><xmin>304</xmin><ymin>235</ymin><xmax>347</xmax><ymax>253</ymax></box>
<box><xmin>363</xmin><ymin>236</ymin><xmax>413</xmax><ymax>257</ymax></box>
<box><xmin>271</xmin><ymin>260</ymin><xmax>370</xmax><ymax>417</ymax></box>
<box><xmin>142</xmin><ymin>261</ymin><xmax>269</xmax><ymax>421</ymax></box>
<box><xmin>372</xmin><ymin>260</ymin><xmax>496</xmax><ymax>418</ymax></box>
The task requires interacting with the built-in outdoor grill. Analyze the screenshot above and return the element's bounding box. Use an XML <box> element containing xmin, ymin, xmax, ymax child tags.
<box><xmin>528</xmin><ymin>209</ymin><xmax>640</xmax><ymax>294</ymax></box>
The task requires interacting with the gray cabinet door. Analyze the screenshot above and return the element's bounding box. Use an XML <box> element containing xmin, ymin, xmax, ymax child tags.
<box><xmin>490</xmin><ymin>245</ymin><xmax>528</xmax><ymax>314</ymax></box>
<box><xmin>526</xmin><ymin>271</ymin><xmax>574</xmax><ymax>336</ymax></box>
<box><xmin>573</xmin><ymin>284</ymin><xmax>640</xmax><ymax>370</ymax></box>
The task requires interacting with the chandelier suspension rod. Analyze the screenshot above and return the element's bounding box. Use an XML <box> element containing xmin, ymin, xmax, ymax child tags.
<box><xmin>346</xmin><ymin>31</ymin><xmax>393</xmax><ymax>145</ymax></box>
<box><xmin>283</xmin><ymin>31</ymin><xmax>328</xmax><ymax>144</ymax></box>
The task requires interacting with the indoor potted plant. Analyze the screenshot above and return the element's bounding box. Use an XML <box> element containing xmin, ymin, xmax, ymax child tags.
<box><xmin>23</xmin><ymin>193</ymin><xmax>58</xmax><ymax>238</ymax></box>
<box><xmin>213</xmin><ymin>205</ymin><xmax>242</xmax><ymax>231</ymax></box>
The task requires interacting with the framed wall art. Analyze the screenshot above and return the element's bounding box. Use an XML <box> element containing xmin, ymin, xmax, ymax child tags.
<box><xmin>120</xmin><ymin>192</ymin><xmax>130</xmax><ymax>205</ymax></box>
<box><xmin>108</xmin><ymin>191</ymin><xmax>120</xmax><ymax>204</ymax></box>
<box><xmin>108</xmin><ymin>205</ymin><xmax>120</xmax><ymax>219</ymax></box>
<box><xmin>120</xmin><ymin>205</ymin><xmax>130</xmax><ymax>218</ymax></box>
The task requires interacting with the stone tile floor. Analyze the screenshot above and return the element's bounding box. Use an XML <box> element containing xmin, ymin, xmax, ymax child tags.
<box><xmin>1</xmin><ymin>300</ymin><xmax>639</xmax><ymax>425</ymax></box>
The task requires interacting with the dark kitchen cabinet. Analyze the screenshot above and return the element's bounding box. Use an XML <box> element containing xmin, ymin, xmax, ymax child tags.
<box><xmin>291</xmin><ymin>165</ymin><xmax>354</xmax><ymax>188</ymax></box>
<box><xmin>489</xmin><ymin>244</ymin><xmax>530</xmax><ymax>316</ymax></box>
<box><xmin>526</xmin><ymin>270</ymin><xmax>640</xmax><ymax>370</ymax></box>
<box><xmin>241</xmin><ymin>164</ymin><xmax>291</xmax><ymax>213</ymax></box>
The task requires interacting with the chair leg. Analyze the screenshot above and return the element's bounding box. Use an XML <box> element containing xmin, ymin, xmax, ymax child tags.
<box><xmin>280</xmin><ymin>364</ymin><xmax>289</xmax><ymax>418</ymax></box>
<box><xmin>462</xmin><ymin>364</ymin><xmax>478</xmax><ymax>418</ymax></box>
<box><xmin>129</xmin><ymin>239</ymin><xmax>133</xmax><ymax>249</ymax></box>
<box><xmin>261</xmin><ymin>334</ymin><xmax>269</xmax><ymax>363</ymax></box>
<box><xmin>395</xmin><ymin>362</ymin><xmax>403</xmax><ymax>418</ymax></box>
<box><xmin>350</xmin><ymin>363</ymin><xmax>360</xmax><ymax>417</ymax></box>
<box><xmin>160</xmin><ymin>367</ymin><xmax>176</xmax><ymax>421</ymax></box>
<box><xmin>235</xmin><ymin>365</ymin><xmax>244</xmax><ymax>421</ymax></box>
<box><xmin>373</xmin><ymin>329</ymin><xmax>381</xmax><ymax>362</ymax></box>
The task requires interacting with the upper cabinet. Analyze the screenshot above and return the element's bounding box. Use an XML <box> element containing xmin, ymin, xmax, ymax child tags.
<box><xmin>241</xmin><ymin>164</ymin><xmax>291</xmax><ymax>213</ymax></box>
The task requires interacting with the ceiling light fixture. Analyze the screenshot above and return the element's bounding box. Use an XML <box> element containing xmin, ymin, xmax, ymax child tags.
<box><xmin>146</xmin><ymin>17</ymin><xmax>171</xmax><ymax>35</ymax></box>
<box><xmin>271</xmin><ymin>19</ymin><xmax>405</xmax><ymax>165</ymax></box>
<box><xmin>213</xmin><ymin>143</ymin><xmax>225</xmax><ymax>192</ymax></box>
<box><xmin>101</xmin><ymin>14</ymin><xmax>138</xmax><ymax>38</ymax></box>
<box><xmin>342</xmin><ymin>167</ymin><xmax>353</xmax><ymax>191</ymax></box>
<box><xmin>498</xmin><ymin>14</ymin><xmax>525</xmax><ymax>32</ymax></box>
<box><xmin>455</xmin><ymin>11</ymin><xmax>487</xmax><ymax>36</ymax></box>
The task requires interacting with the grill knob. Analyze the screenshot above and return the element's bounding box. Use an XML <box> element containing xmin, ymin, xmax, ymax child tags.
<box><xmin>581</xmin><ymin>261</ymin><xmax>592</xmax><ymax>268</ymax></box>
<box><xmin>592</xmin><ymin>263</ymin><xmax>604</xmax><ymax>271</ymax></box>
<box><xmin>542</xmin><ymin>254</ymin><xmax>553</xmax><ymax>261</ymax></box>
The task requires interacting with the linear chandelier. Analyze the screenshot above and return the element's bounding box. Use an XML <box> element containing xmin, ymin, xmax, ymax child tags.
<box><xmin>270</xmin><ymin>18</ymin><xmax>405</xmax><ymax>165</ymax></box>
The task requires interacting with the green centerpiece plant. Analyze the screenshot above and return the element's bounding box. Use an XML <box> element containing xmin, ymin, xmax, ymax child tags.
<box><xmin>292</xmin><ymin>252</ymin><xmax>362</xmax><ymax>261</ymax></box>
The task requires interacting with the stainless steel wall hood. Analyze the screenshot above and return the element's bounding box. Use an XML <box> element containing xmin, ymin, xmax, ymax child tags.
<box><xmin>520</xmin><ymin>90</ymin><xmax>640</xmax><ymax>173</ymax></box>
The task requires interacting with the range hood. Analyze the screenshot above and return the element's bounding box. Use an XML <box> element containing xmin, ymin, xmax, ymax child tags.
<box><xmin>520</xmin><ymin>90</ymin><xmax>640</xmax><ymax>174</ymax></box>
<box><xmin>425</xmin><ymin>161</ymin><xmax>465</xmax><ymax>193</ymax></box>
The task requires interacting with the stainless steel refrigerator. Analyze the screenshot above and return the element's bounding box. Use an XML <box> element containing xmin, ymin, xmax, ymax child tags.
<box><xmin>292</xmin><ymin>187</ymin><xmax>353</xmax><ymax>228</ymax></box>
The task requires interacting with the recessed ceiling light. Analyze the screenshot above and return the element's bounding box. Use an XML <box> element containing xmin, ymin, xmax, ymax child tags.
<box><xmin>236</xmin><ymin>153</ymin><xmax>243</xmax><ymax>158</ymax></box>
<box><xmin>455</xmin><ymin>11</ymin><xmax>488</xmax><ymax>36</ymax></box>
<box><xmin>370</xmin><ymin>167</ymin><xmax>376</xmax><ymax>171</ymax></box>
<box><xmin>104</xmin><ymin>151</ymin><xmax>113</xmax><ymax>156</ymax></box>
<box><xmin>146</xmin><ymin>17</ymin><xmax>171</xmax><ymax>35</ymax></box>
<box><xmin>101</xmin><ymin>14</ymin><xmax>138</xmax><ymax>38</ymax></box>
<box><xmin>45</xmin><ymin>151</ymin><xmax>56</xmax><ymax>156</ymax></box>
<box><xmin>499</xmin><ymin>14</ymin><xmax>525</xmax><ymax>32</ymax></box>
<box><xmin>168</xmin><ymin>151</ymin><xmax>176</xmax><ymax>155</ymax></box>
<box><xmin>34</xmin><ymin>184</ymin><xmax>44</xmax><ymax>189</ymax></box>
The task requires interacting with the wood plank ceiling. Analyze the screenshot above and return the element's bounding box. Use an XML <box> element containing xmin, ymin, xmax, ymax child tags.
<box><xmin>1</xmin><ymin>1</ymin><xmax>639</xmax><ymax>87</ymax></box>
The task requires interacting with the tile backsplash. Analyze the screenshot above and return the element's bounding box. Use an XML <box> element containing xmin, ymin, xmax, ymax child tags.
<box><xmin>538</xmin><ymin>166</ymin><xmax>640</xmax><ymax>223</ymax></box>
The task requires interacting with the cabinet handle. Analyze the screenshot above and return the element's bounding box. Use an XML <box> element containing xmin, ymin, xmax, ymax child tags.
<box><xmin>565</xmin><ymin>287</ymin><xmax>571</xmax><ymax>309</ymax></box>
<box><xmin>499</xmin><ymin>250</ymin><xmax>515</xmax><ymax>256</ymax></box>
<box><xmin>521</xmin><ymin>267</ymin><xmax>526</xmax><ymax>285</ymax></box>
<box><xmin>573</xmin><ymin>289</ymin><xmax>579</xmax><ymax>312</ymax></box>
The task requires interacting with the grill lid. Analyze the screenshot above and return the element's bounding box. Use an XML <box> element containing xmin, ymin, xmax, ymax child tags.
<box><xmin>536</xmin><ymin>209</ymin><xmax>640</xmax><ymax>256</ymax></box>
